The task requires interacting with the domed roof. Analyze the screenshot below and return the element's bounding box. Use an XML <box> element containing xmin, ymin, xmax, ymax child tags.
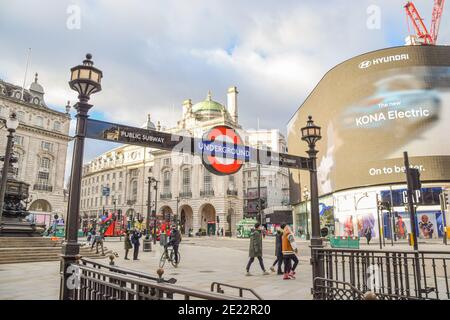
<box><xmin>192</xmin><ymin>91</ymin><xmax>225</xmax><ymax>113</ymax></box>
<box><xmin>29</xmin><ymin>73</ymin><xmax>44</xmax><ymax>94</ymax></box>
<box><xmin>141</xmin><ymin>113</ymin><xmax>156</xmax><ymax>130</ymax></box>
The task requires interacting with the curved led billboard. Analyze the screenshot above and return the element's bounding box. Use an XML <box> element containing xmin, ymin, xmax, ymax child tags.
<box><xmin>288</xmin><ymin>46</ymin><xmax>450</xmax><ymax>200</ymax></box>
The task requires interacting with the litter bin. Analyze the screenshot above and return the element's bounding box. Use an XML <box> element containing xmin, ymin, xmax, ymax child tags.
<box><xmin>143</xmin><ymin>238</ymin><xmax>152</xmax><ymax>252</ymax></box>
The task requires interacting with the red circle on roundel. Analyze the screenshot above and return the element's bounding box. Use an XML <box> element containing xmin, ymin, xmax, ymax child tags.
<box><xmin>203</xmin><ymin>126</ymin><xmax>243</xmax><ymax>176</ymax></box>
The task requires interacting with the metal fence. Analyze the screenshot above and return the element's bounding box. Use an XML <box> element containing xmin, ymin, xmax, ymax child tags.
<box><xmin>69</xmin><ymin>258</ymin><xmax>251</xmax><ymax>300</ymax></box>
<box><xmin>312</xmin><ymin>248</ymin><xmax>450</xmax><ymax>300</ymax></box>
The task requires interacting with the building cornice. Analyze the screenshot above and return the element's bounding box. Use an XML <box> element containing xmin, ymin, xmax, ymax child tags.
<box><xmin>0</xmin><ymin>94</ymin><xmax>71</xmax><ymax>119</ymax></box>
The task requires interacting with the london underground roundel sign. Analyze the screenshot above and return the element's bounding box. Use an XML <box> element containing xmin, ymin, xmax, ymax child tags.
<box><xmin>201</xmin><ymin>125</ymin><xmax>245</xmax><ymax>176</ymax></box>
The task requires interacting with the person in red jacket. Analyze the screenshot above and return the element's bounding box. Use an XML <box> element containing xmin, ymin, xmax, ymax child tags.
<box><xmin>282</xmin><ymin>225</ymin><xmax>298</xmax><ymax>280</ymax></box>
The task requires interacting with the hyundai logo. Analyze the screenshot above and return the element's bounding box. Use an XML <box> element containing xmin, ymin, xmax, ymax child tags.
<box><xmin>359</xmin><ymin>60</ymin><xmax>372</xmax><ymax>69</ymax></box>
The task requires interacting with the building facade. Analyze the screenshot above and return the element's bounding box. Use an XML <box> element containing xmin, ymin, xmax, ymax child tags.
<box><xmin>243</xmin><ymin>129</ymin><xmax>290</xmax><ymax>219</ymax></box>
<box><xmin>81</xmin><ymin>88</ymin><xmax>247</xmax><ymax>236</ymax></box>
<box><xmin>0</xmin><ymin>74</ymin><xmax>71</xmax><ymax>224</ymax></box>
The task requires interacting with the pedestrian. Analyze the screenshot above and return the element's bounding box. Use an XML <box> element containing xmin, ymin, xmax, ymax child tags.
<box><xmin>124</xmin><ymin>230</ymin><xmax>132</xmax><ymax>260</ymax></box>
<box><xmin>245</xmin><ymin>223</ymin><xmax>269</xmax><ymax>276</ymax></box>
<box><xmin>90</xmin><ymin>229</ymin><xmax>97</xmax><ymax>250</ymax></box>
<box><xmin>282</xmin><ymin>225</ymin><xmax>299</xmax><ymax>280</ymax></box>
<box><xmin>270</xmin><ymin>226</ymin><xmax>284</xmax><ymax>275</ymax></box>
<box><xmin>95</xmin><ymin>231</ymin><xmax>105</xmax><ymax>256</ymax></box>
<box><xmin>364</xmin><ymin>226</ymin><xmax>372</xmax><ymax>245</ymax></box>
<box><xmin>220</xmin><ymin>227</ymin><xmax>224</xmax><ymax>237</ymax></box>
<box><xmin>131</xmin><ymin>229</ymin><xmax>142</xmax><ymax>260</ymax></box>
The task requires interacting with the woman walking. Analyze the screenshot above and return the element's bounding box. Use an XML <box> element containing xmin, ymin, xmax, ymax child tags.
<box><xmin>282</xmin><ymin>225</ymin><xmax>299</xmax><ymax>280</ymax></box>
<box><xmin>270</xmin><ymin>226</ymin><xmax>284</xmax><ymax>275</ymax></box>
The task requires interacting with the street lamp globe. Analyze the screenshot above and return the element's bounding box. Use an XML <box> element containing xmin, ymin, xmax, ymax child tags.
<box><xmin>301</xmin><ymin>115</ymin><xmax>321</xmax><ymax>147</ymax></box>
<box><xmin>6</xmin><ymin>112</ymin><xmax>19</xmax><ymax>131</ymax></box>
<box><xmin>69</xmin><ymin>53</ymin><xmax>103</xmax><ymax>101</ymax></box>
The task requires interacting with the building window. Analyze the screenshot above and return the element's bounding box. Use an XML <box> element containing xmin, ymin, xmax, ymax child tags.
<box><xmin>182</xmin><ymin>168</ymin><xmax>190</xmax><ymax>194</ymax></box>
<box><xmin>35</xmin><ymin>116</ymin><xmax>44</xmax><ymax>127</ymax></box>
<box><xmin>53</xmin><ymin>121</ymin><xmax>61</xmax><ymax>132</ymax></box>
<box><xmin>41</xmin><ymin>141</ymin><xmax>53</xmax><ymax>152</ymax></box>
<box><xmin>163</xmin><ymin>158</ymin><xmax>171</xmax><ymax>167</ymax></box>
<box><xmin>14</xmin><ymin>135</ymin><xmax>24</xmax><ymax>146</ymax></box>
<box><xmin>163</xmin><ymin>170</ymin><xmax>171</xmax><ymax>194</ymax></box>
<box><xmin>113</xmin><ymin>172</ymin><xmax>116</xmax><ymax>179</ymax></box>
<box><xmin>131</xmin><ymin>180</ymin><xmax>138</xmax><ymax>202</ymax></box>
<box><xmin>118</xmin><ymin>181</ymin><xmax>122</xmax><ymax>191</ymax></box>
<box><xmin>40</xmin><ymin>157</ymin><xmax>51</xmax><ymax>169</ymax></box>
<box><xmin>17</xmin><ymin>111</ymin><xmax>25</xmax><ymax>123</ymax></box>
<box><xmin>203</xmin><ymin>171</ymin><xmax>212</xmax><ymax>192</ymax></box>
<box><xmin>37</xmin><ymin>171</ymin><xmax>50</xmax><ymax>186</ymax></box>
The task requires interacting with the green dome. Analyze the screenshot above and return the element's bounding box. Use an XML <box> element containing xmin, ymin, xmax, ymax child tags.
<box><xmin>192</xmin><ymin>91</ymin><xmax>225</xmax><ymax>113</ymax></box>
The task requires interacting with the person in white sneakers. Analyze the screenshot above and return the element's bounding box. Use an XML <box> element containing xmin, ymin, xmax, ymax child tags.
<box><xmin>282</xmin><ymin>225</ymin><xmax>299</xmax><ymax>280</ymax></box>
<box><xmin>245</xmin><ymin>223</ymin><xmax>270</xmax><ymax>276</ymax></box>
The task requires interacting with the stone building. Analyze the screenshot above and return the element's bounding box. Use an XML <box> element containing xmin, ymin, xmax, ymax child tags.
<box><xmin>81</xmin><ymin>88</ymin><xmax>245</xmax><ymax>235</ymax></box>
<box><xmin>0</xmin><ymin>74</ymin><xmax>71</xmax><ymax>223</ymax></box>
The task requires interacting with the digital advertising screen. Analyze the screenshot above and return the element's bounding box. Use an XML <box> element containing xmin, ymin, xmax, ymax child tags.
<box><xmin>288</xmin><ymin>46</ymin><xmax>450</xmax><ymax>200</ymax></box>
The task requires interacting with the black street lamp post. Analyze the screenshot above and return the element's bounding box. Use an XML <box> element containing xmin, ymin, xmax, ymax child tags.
<box><xmin>60</xmin><ymin>54</ymin><xmax>102</xmax><ymax>300</ymax></box>
<box><xmin>301</xmin><ymin>116</ymin><xmax>324</xmax><ymax>287</ymax></box>
<box><xmin>0</xmin><ymin>112</ymin><xmax>19</xmax><ymax>228</ymax></box>
<box><xmin>146</xmin><ymin>174</ymin><xmax>152</xmax><ymax>236</ymax></box>
<box><xmin>303</xmin><ymin>186</ymin><xmax>311</xmax><ymax>240</ymax></box>
<box><xmin>153</xmin><ymin>179</ymin><xmax>159</xmax><ymax>244</ymax></box>
<box><xmin>175</xmin><ymin>196</ymin><xmax>180</xmax><ymax>228</ymax></box>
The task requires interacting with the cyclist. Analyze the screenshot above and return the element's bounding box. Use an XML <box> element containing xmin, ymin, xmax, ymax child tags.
<box><xmin>165</xmin><ymin>224</ymin><xmax>182</xmax><ymax>265</ymax></box>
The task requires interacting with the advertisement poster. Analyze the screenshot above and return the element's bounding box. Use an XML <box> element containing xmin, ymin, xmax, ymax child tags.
<box><xmin>356</xmin><ymin>213</ymin><xmax>376</xmax><ymax>238</ymax></box>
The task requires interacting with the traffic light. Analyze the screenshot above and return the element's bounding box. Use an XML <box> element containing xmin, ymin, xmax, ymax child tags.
<box><xmin>408</xmin><ymin>168</ymin><xmax>421</xmax><ymax>191</ymax></box>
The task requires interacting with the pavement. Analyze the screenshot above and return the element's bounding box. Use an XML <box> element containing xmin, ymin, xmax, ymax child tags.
<box><xmin>0</xmin><ymin>236</ymin><xmax>449</xmax><ymax>300</ymax></box>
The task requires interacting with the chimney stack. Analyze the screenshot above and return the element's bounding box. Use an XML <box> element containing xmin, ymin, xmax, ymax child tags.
<box><xmin>227</xmin><ymin>86</ymin><xmax>238</xmax><ymax>124</ymax></box>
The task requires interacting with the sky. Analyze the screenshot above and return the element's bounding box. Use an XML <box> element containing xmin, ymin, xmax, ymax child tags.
<box><xmin>0</xmin><ymin>0</ymin><xmax>449</xmax><ymax>185</ymax></box>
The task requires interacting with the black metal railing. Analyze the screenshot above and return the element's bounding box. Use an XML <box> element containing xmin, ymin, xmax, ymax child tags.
<box><xmin>33</xmin><ymin>184</ymin><xmax>53</xmax><ymax>192</ymax></box>
<box><xmin>200</xmin><ymin>190</ymin><xmax>214</xmax><ymax>197</ymax></box>
<box><xmin>211</xmin><ymin>282</ymin><xmax>263</xmax><ymax>300</ymax></box>
<box><xmin>313</xmin><ymin>278</ymin><xmax>365</xmax><ymax>300</ymax></box>
<box><xmin>312</xmin><ymin>247</ymin><xmax>450</xmax><ymax>300</ymax></box>
<box><xmin>68</xmin><ymin>258</ymin><xmax>251</xmax><ymax>300</ymax></box>
<box><xmin>160</xmin><ymin>193</ymin><xmax>172</xmax><ymax>200</ymax></box>
<box><xmin>179</xmin><ymin>191</ymin><xmax>192</xmax><ymax>198</ymax></box>
<box><xmin>226</xmin><ymin>189</ymin><xmax>238</xmax><ymax>196</ymax></box>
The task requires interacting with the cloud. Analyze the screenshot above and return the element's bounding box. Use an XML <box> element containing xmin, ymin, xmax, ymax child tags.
<box><xmin>1</xmin><ymin>0</ymin><xmax>448</xmax><ymax>184</ymax></box>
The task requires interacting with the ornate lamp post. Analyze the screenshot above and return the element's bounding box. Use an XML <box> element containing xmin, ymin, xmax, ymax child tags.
<box><xmin>0</xmin><ymin>112</ymin><xmax>19</xmax><ymax>228</ymax></box>
<box><xmin>301</xmin><ymin>115</ymin><xmax>324</xmax><ymax>289</ymax></box>
<box><xmin>60</xmin><ymin>54</ymin><xmax>102</xmax><ymax>300</ymax></box>
<box><xmin>303</xmin><ymin>186</ymin><xmax>311</xmax><ymax>240</ymax></box>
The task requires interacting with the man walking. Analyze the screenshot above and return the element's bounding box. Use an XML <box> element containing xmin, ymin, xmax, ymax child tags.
<box><xmin>131</xmin><ymin>229</ymin><xmax>142</xmax><ymax>260</ymax></box>
<box><xmin>95</xmin><ymin>231</ymin><xmax>105</xmax><ymax>256</ymax></box>
<box><xmin>282</xmin><ymin>225</ymin><xmax>298</xmax><ymax>280</ymax></box>
<box><xmin>246</xmin><ymin>223</ymin><xmax>269</xmax><ymax>276</ymax></box>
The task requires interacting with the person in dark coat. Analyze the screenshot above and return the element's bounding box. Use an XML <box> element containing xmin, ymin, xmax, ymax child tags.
<box><xmin>124</xmin><ymin>230</ymin><xmax>133</xmax><ymax>260</ymax></box>
<box><xmin>131</xmin><ymin>229</ymin><xmax>142</xmax><ymax>260</ymax></box>
<box><xmin>245</xmin><ymin>223</ymin><xmax>269</xmax><ymax>276</ymax></box>
<box><xmin>167</xmin><ymin>225</ymin><xmax>182</xmax><ymax>265</ymax></box>
<box><xmin>364</xmin><ymin>226</ymin><xmax>372</xmax><ymax>245</ymax></box>
<box><xmin>270</xmin><ymin>226</ymin><xmax>284</xmax><ymax>274</ymax></box>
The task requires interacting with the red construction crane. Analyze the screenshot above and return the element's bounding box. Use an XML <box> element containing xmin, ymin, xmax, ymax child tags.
<box><xmin>404</xmin><ymin>0</ymin><xmax>446</xmax><ymax>45</ymax></box>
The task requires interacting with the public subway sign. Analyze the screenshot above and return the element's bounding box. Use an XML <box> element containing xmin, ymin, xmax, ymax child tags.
<box><xmin>85</xmin><ymin>119</ymin><xmax>310</xmax><ymax>175</ymax></box>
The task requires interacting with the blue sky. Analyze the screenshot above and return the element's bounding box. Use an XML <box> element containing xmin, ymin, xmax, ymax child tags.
<box><xmin>0</xmin><ymin>0</ymin><xmax>448</xmax><ymax>185</ymax></box>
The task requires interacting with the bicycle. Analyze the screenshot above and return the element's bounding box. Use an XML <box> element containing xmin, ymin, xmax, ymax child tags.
<box><xmin>159</xmin><ymin>245</ymin><xmax>181</xmax><ymax>268</ymax></box>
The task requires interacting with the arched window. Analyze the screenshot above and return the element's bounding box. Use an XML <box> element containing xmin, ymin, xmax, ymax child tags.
<box><xmin>131</xmin><ymin>180</ymin><xmax>138</xmax><ymax>202</ymax></box>
<box><xmin>182</xmin><ymin>168</ymin><xmax>190</xmax><ymax>194</ymax></box>
<box><xmin>163</xmin><ymin>170</ymin><xmax>171</xmax><ymax>195</ymax></box>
